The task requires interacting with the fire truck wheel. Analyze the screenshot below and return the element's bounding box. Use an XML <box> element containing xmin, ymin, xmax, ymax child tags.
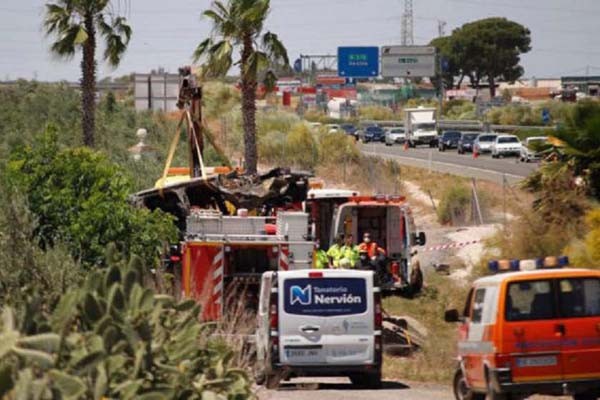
<box><xmin>453</xmin><ymin>368</ymin><xmax>484</xmax><ymax>400</ymax></box>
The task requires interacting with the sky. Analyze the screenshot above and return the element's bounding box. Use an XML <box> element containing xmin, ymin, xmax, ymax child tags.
<box><xmin>1</xmin><ymin>0</ymin><xmax>600</xmax><ymax>82</ymax></box>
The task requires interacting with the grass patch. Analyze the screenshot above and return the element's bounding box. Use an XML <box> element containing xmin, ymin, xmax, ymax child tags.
<box><xmin>382</xmin><ymin>273</ymin><xmax>470</xmax><ymax>383</ymax></box>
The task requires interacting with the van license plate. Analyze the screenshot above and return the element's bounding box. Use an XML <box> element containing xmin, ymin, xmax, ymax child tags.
<box><xmin>516</xmin><ymin>356</ymin><xmax>557</xmax><ymax>367</ymax></box>
<box><xmin>285</xmin><ymin>349</ymin><xmax>321</xmax><ymax>361</ymax></box>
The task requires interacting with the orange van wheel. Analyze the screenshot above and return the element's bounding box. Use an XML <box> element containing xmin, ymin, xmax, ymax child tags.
<box><xmin>453</xmin><ymin>369</ymin><xmax>484</xmax><ymax>400</ymax></box>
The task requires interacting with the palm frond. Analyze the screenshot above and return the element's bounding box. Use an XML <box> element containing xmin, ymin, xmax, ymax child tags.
<box><xmin>261</xmin><ymin>31</ymin><xmax>288</xmax><ymax>65</ymax></box>
<box><xmin>49</xmin><ymin>23</ymin><xmax>81</xmax><ymax>58</ymax></box>
<box><xmin>239</xmin><ymin>0</ymin><xmax>269</xmax><ymax>26</ymax></box>
<box><xmin>43</xmin><ymin>2</ymin><xmax>74</xmax><ymax>35</ymax></box>
<box><xmin>212</xmin><ymin>0</ymin><xmax>230</xmax><ymax>20</ymax></box>
<box><xmin>98</xmin><ymin>14</ymin><xmax>132</xmax><ymax>67</ymax></box>
<box><xmin>204</xmin><ymin>40</ymin><xmax>234</xmax><ymax>77</ymax></box>
<box><xmin>192</xmin><ymin>38</ymin><xmax>213</xmax><ymax>63</ymax></box>
<box><xmin>203</xmin><ymin>10</ymin><xmax>226</xmax><ymax>26</ymax></box>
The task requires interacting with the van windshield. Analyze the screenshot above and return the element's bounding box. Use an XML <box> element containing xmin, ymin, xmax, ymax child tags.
<box><xmin>283</xmin><ymin>277</ymin><xmax>367</xmax><ymax>317</ymax></box>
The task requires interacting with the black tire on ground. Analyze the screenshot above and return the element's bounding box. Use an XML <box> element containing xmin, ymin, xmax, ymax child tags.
<box><xmin>453</xmin><ymin>368</ymin><xmax>485</xmax><ymax>400</ymax></box>
<box><xmin>350</xmin><ymin>370</ymin><xmax>382</xmax><ymax>389</ymax></box>
<box><xmin>386</xmin><ymin>143</ymin><xmax>392</xmax><ymax>146</ymax></box>
<box><xmin>573</xmin><ymin>394</ymin><xmax>598</xmax><ymax>400</ymax></box>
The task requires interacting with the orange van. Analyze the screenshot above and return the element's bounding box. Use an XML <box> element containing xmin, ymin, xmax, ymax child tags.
<box><xmin>445</xmin><ymin>260</ymin><xmax>600</xmax><ymax>400</ymax></box>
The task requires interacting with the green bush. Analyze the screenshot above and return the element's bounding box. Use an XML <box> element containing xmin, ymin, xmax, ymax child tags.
<box><xmin>443</xmin><ymin>99</ymin><xmax>476</xmax><ymax>120</ymax></box>
<box><xmin>258</xmin><ymin>130</ymin><xmax>286</xmax><ymax>165</ymax></box>
<box><xmin>437</xmin><ymin>185</ymin><xmax>471</xmax><ymax>225</ymax></box>
<box><xmin>0</xmin><ymin>255</ymin><xmax>252</xmax><ymax>399</ymax></box>
<box><xmin>6</xmin><ymin>127</ymin><xmax>177</xmax><ymax>267</ymax></box>
<box><xmin>284</xmin><ymin>124</ymin><xmax>318</xmax><ymax>169</ymax></box>
<box><xmin>358</xmin><ymin>105</ymin><xmax>396</xmax><ymax>121</ymax></box>
<box><xmin>0</xmin><ymin>186</ymin><xmax>83</xmax><ymax>309</ymax></box>
<box><xmin>318</xmin><ymin>131</ymin><xmax>360</xmax><ymax>165</ymax></box>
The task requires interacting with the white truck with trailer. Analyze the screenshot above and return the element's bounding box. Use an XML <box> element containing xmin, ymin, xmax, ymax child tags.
<box><xmin>404</xmin><ymin>106</ymin><xmax>438</xmax><ymax>147</ymax></box>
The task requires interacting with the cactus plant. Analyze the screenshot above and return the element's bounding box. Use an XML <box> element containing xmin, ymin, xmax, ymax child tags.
<box><xmin>0</xmin><ymin>256</ymin><xmax>252</xmax><ymax>400</ymax></box>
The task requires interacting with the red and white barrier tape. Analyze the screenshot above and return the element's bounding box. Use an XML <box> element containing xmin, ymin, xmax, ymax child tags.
<box><xmin>423</xmin><ymin>239</ymin><xmax>482</xmax><ymax>252</ymax></box>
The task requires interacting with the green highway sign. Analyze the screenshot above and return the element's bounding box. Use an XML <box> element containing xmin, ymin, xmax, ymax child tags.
<box><xmin>381</xmin><ymin>46</ymin><xmax>436</xmax><ymax>78</ymax></box>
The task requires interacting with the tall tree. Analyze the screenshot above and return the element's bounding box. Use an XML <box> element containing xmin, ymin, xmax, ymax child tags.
<box><xmin>454</xmin><ymin>18</ymin><xmax>531</xmax><ymax>97</ymax></box>
<box><xmin>193</xmin><ymin>0</ymin><xmax>289</xmax><ymax>174</ymax></box>
<box><xmin>430</xmin><ymin>35</ymin><xmax>466</xmax><ymax>91</ymax></box>
<box><xmin>44</xmin><ymin>0</ymin><xmax>132</xmax><ymax>147</ymax></box>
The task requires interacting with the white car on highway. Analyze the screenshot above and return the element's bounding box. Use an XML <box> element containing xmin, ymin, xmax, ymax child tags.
<box><xmin>473</xmin><ymin>134</ymin><xmax>497</xmax><ymax>154</ymax></box>
<box><xmin>520</xmin><ymin>136</ymin><xmax>548</xmax><ymax>162</ymax></box>
<box><xmin>491</xmin><ymin>134</ymin><xmax>521</xmax><ymax>158</ymax></box>
<box><xmin>384</xmin><ymin>127</ymin><xmax>406</xmax><ymax>146</ymax></box>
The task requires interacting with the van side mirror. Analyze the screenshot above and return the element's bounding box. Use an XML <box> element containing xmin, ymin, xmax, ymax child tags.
<box><xmin>444</xmin><ymin>309</ymin><xmax>461</xmax><ymax>323</ymax></box>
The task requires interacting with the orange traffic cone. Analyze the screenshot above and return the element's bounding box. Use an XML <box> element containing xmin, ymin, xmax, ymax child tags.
<box><xmin>473</xmin><ymin>149</ymin><xmax>479</xmax><ymax>159</ymax></box>
<box><xmin>403</xmin><ymin>141</ymin><xmax>409</xmax><ymax>151</ymax></box>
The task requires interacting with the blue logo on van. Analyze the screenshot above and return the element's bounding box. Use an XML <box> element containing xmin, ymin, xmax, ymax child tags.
<box><xmin>284</xmin><ymin>278</ymin><xmax>367</xmax><ymax>317</ymax></box>
<box><xmin>290</xmin><ymin>285</ymin><xmax>312</xmax><ymax>305</ymax></box>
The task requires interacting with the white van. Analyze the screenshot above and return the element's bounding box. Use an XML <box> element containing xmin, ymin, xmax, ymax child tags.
<box><xmin>255</xmin><ymin>269</ymin><xmax>383</xmax><ymax>389</ymax></box>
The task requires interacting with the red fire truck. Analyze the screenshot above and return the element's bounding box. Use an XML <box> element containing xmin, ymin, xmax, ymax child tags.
<box><xmin>177</xmin><ymin>189</ymin><xmax>426</xmax><ymax>321</ymax></box>
<box><xmin>180</xmin><ymin>209</ymin><xmax>314</xmax><ymax>320</ymax></box>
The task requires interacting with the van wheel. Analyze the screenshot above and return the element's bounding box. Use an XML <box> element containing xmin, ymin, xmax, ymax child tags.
<box><xmin>350</xmin><ymin>370</ymin><xmax>382</xmax><ymax>389</ymax></box>
<box><xmin>453</xmin><ymin>368</ymin><xmax>485</xmax><ymax>400</ymax></box>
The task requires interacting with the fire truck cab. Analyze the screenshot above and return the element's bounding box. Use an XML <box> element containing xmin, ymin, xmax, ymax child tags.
<box><xmin>446</xmin><ymin>257</ymin><xmax>600</xmax><ymax>400</ymax></box>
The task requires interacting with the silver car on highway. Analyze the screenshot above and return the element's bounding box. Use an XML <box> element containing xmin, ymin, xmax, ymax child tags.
<box><xmin>473</xmin><ymin>133</ymin><xmax>498</xmax><ymax>153</ymax></box>
<box><xmin>491</xmin><ymin>134</ymin><xmax>521</xmax><ymax>158</ymax></box>
<box><xmin>385</xmin><ymin>127</ymin><xmax>406</xmax><ymax>146</ymax></box>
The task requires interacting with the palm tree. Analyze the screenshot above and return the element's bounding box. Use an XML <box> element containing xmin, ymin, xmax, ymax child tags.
<box><xmin>193</xmin><ymin>0</ymin><xmax>289</xmax><ymax>174</ymax></box>
<box><xmin>44</xmin><ymin>0</ymin><xmax>132</xmax><ymax>147</ymax></box>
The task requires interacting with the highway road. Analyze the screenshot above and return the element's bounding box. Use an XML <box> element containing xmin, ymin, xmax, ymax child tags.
<box><xmin>360</xmin><ymin>142</ymin><xmax>539</xmax><ymax>184</ymax></box>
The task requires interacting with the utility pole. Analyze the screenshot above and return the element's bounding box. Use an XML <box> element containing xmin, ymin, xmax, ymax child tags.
<box><xmin>401</xmin><ymin>0</ymin><xmax>414</xmax><ymax>46</ymax></box>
